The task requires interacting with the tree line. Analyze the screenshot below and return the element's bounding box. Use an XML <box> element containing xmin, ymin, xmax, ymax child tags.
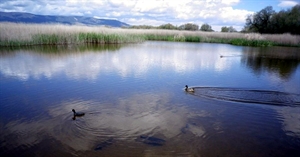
<box><xmin>128</xmin><ymin>23</ymin><xmax>235</xmax><ymax>32</ymax></box>
<box><xmin>129</xmin><ymin>23</ymin><xmax>213</xmax><ymax>31</ymax></box>
<box><xmin>128</xmin><ymin>23</ymin><xmax>215</xmax><ymax>31</ymax></box>
<box><xmin>127</xmin><ymin>4</ymin><xmax>299</xmax><ymax>34</ymax></box>
<box><xmin>243</xmin><ymin>5</ymin><xmax>300</xmax><ymax>34</ymax></box>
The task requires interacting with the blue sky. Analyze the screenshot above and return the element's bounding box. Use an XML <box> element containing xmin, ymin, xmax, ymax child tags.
<box><xmin>0</xmin><ymin>0</ymin><xmax>299</xmax><ymax>31</ymax></box>
<box><xmin>234</xmin><ymin>0</ymin><xmax>279</xmax><ymax>12</ymax></box>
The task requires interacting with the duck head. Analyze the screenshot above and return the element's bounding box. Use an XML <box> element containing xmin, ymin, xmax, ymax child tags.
<box><xmin>185</xmin><ymin>85</ymin><xmax>188</xmax><ymax>90</ymax></box>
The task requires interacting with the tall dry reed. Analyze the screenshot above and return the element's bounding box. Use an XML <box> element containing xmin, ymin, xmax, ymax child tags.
<box><xmin>0</xmin><ymin>22</ymin><xmax>145</xmax><ymax>46</ymax></box>
<box><xmin>0</xmin><ymin>22</ymin><xmax>299</xmax><ymax>47</ymax></box>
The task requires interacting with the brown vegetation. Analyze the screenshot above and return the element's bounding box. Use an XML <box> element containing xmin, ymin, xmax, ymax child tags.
<box><xmin>0</xmin><ymin>22</ymin><xmax>299</xmax><ymax>47</ymax></box>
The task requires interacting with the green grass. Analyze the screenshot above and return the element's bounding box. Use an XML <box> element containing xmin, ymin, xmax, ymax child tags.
<box><xmin>184</xmin><ymin>36</ymin><xmax>201</xmax><ymax>42</ymax></box>
<box><xmin>144</xmin><ymin>34</ymin><xmax>175</xmax><ymax>41</ymax></box>
<box><xmin>78</xmin><ymin>32</ymin><xmax>144</xmax><ymax>44</ymax></box>
<box><xmin>230</xmin><ymin>38</ymin><xmax>274</xmax><ymax>46</ymax></box>
<box><xmin>143</xmin><ymin>34</ymin><xmax>277</xmax><ymax>47</ymax></box>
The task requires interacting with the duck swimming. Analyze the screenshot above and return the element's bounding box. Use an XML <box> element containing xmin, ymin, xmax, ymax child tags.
<box><xmin>72</xmin><ymin>109</ymin><xmax>85</xmax><ymax>117</ymax></box>
<box><xmin>185</xmin><ymin>85</ymin><xmax>195</xmax><ymax>92</ymax></box>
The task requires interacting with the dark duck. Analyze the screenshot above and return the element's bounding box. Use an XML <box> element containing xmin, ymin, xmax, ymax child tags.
<box><xmin>72</xmin><ymin>109</ymin><xmax>85</xmax><ymax>120</ymax></box>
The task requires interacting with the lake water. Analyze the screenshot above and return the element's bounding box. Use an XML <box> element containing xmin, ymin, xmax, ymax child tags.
<box><xmin>1</xmin><ymin>41</ymin><xmax>300</xmax><ymax>157</ymax></box>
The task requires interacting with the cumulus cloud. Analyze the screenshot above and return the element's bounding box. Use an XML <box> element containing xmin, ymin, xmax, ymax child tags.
<box><xmin>278</xmin><ymin>0</ymin><xmax>299</xmax><ymax>7</ymax></box>
<box><xmin>221</xmin><ymin>0</ymin><xmax>240</xmax><ymax>5</ymax></box>
<box><xmin>0</xmin><ymin>0</ymin><xmax>254</xmax><ymax>30</ymax></box>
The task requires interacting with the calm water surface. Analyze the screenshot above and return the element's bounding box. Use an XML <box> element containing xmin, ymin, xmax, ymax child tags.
<box><xmin>1</xmin><ymin>41</ymin><xmax>300</xmax><ymax>157</ymax></box>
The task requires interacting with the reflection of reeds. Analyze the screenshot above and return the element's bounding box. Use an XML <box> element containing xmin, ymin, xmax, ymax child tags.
<box><xmin>1</xmin><ymin>22</ymin><xmax>300</xmax><ymax>47</ymax></box>
<box><xmin>0</xmin><ymin>43</ymin><xmax>123</xmax><ymax>55</ymax></box>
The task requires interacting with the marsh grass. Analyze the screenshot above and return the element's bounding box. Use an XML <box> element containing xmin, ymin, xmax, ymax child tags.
<box><xmin>229</xmin><ymin>38</ymin><xmax>274</xmax><ymax>46</ymax></box>
<box><xmin>0</xmin><ymin>23</ymin><xmax>145</xmax><ymax>46</ymax></box>
<box><xmin>0</xmin><ymin>22</ymin><xmax>299</xmax><ymax>47</ymax></box>
<box><xmin>135</xmin><ymin>29</ymin><xmax>299</xmax><ymax>46</ymax></box>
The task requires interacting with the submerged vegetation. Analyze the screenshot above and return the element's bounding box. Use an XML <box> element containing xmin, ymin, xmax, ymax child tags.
<box><xmin>0</xmin><ymin>23</ymin><xmax>299</xmax><ymax>47</ymax></box>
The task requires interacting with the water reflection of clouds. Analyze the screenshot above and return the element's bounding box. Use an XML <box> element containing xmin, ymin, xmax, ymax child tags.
<box><xmin>1</xmin><ymin>93</ymin><xmax>208</xmax><ymax>152</ymax></box>
<box><xmin>0</xmin><ymin>42</ymin><xmax>237</xmax><ymax>81</ymax></box>
<box><xmin>275</xmin><ymin>107</ymin><xmax>300</xmax><ymax>138</ymax></box>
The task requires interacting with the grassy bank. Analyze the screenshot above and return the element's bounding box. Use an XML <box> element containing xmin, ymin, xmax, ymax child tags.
<box><xmin>142</xmin><ymin>29</ymin><xmax>299</xmax><ymax>47</ymax></box>
<box><xmin>1</xmin><ymin>23</ymin><xmax>299</xmax><ymax>47</ymax></box>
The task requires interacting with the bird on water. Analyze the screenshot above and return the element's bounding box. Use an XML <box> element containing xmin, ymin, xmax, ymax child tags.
<box><xmin>185</xmin><ymin>85</ymin><xmax>195</xmax><ymax>92</ymax></box>
<box><xmin>72</xmin><ymin>109</ymin><xmax>85</xmax><ymax>117</ymax></box>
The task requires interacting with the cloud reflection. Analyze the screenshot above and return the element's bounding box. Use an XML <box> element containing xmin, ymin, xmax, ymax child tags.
<box><xmin>0</xmin><ymin>42</ymin><xmax>237</xmax><ymax>81</ymax></box>
<box><xmin>1</xmin><ymin>93</ymin><xmax>208</xmax><ymax>152</ymax></box>
<box><xmin>275</xmin><ymin>107</ymin><xmax>300</xmax><ymax>138</ymax></box>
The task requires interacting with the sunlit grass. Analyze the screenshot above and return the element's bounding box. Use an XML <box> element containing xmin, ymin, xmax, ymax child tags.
<box><xmin>141</xmin><ymin>29</ymin><xmax>299</xmax><ymax>46</ymax></box>
<box><xmin>0</xmin><ymin>22</ymin><xmax>299</xmax><ymax>47</ymax></box>
<box><xmin>0</xmin><ymin>23</ymin><xmax>145</xmax><ymax>46</ymax></box>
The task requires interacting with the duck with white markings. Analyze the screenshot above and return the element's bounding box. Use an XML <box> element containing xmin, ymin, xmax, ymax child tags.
<box><xmin>185</xmin><ymin>85</ymin><xmax>195</xmax><ymax>92</ymax></box>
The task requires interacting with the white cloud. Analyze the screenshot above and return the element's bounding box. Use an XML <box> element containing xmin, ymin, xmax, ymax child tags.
<box><xmin>219</xmin><ymin>7</ymin><xmax>252</xmax><ymax>23</ymax></box>
<box><xmin>0</xmin><ymin>0</ymin><xmax>255</xmax><ymax>31</ymax></box>
<box><xmin>107</xmin><ymin>0</ymin><xmax>136</xmax><ymax>8</ymax></box>
<box><xmin>221</xmin><ymin>0</ymin><xmax>240</xmax><ymax>5</ymax></box>
<box><xmin>278</xmin><ymin>0</ymin><xmax>299</xmax><ymax>7</ymax></box>
<box><xmin>85</xmin><ymin>11</ymin><xmax>92</xmax><ymax>14</ymax></box>
<box><xmin>133</xmin><ymin>0</ymin><xmax>169</xmax><ymax>12</ymax></box>
<box><xmin>106</xmin><ymin>11</ymin><xmax>123</xmax><ymax>17</ymax></box>
<box><xmin>126</xmin><ymin>18</ymin><xmax>168</xmax><ymax>26</ymax></box>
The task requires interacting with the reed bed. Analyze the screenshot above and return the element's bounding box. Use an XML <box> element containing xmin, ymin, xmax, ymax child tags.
<box><xmin>0</xmin><ymin>23</ymin><xmax>145</xmax><ymax>46</ymax></box>
<box><xmin>1</xmin><ymin>22</ymin><xmax>299</xmax><ymax>47</ymax></box>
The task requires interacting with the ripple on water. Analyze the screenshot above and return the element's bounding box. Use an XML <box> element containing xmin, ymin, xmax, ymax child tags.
<box><xmin>190</xmin><ymin>87</ymin><xmax>300</xmax><ymax>107</ymax></box>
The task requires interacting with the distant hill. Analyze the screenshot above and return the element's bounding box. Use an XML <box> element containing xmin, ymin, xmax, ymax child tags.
<box><xmin>0</xmin><ymin>12</ymin><xmax>130</xmax><ymax>27</ymax></box>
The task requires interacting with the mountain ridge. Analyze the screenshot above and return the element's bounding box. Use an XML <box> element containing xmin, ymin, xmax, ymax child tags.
<box><xmin>0</xmin><ymin>11</ymin><xmax>130</xmax><ymax>27</ymax></box>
